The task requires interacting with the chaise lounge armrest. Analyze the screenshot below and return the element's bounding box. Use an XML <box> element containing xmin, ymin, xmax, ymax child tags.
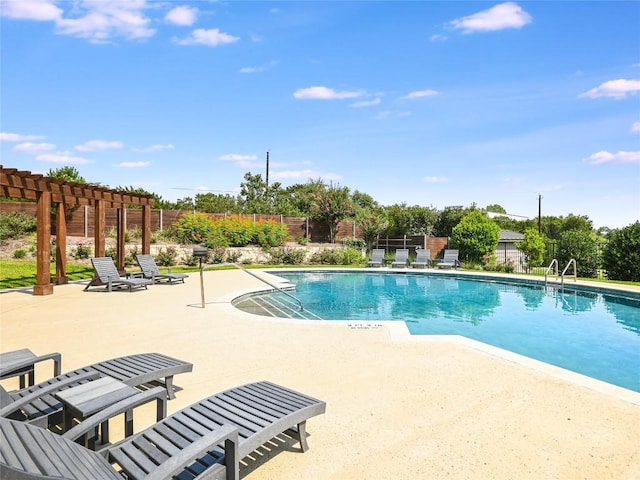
<box><xmin>0</xmin><ymin>371</ymin><xmax>100</xmax><ymax>417</ymax></box>
<box><xmin>0</xmin><ymin>351</ymin><xmax>62</xmax><ymax>380</ymax></box>
<box><xmin>109</xmin><ymin>423</ymin><xmax>240</xmax><ymax>480</ymax></box>
<box><xmin>62</xmin><ymin>386</ymin><xmax>168</xmax><ymax>448</ymax></box>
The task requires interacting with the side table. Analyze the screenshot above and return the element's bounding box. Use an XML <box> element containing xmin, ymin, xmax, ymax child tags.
<box><xmin>54</xmin><ymin>376</ymin><xmax>167</xmax><ymax>449</ymax></box>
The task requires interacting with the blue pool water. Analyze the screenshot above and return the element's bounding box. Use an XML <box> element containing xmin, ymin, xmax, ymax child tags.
<box><xmin>269</xmin><ymin>272</ymin><xmax>640</xmax><ymax>392</ymax></box>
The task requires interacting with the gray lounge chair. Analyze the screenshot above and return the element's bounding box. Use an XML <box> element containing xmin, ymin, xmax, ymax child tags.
<box><xmin>135</xmin><ymin>254</ymin><xmax>188</xmax><ymax>284</ymax></box>
<box><xmin>0</xmin><ymin>349</ymin><xmax>61</xmax><ymax>389</ymax></box>
<box><xmin>412</xmin><ymin>248</ymin><xmax>432</xmax><ymax>268</ymax></box>
<box><xmin>84</xmin><ymin>257</ymin><xmax>153</xmax><ymax>292</ymax></box>
<box><xmin>367</xmin><ymin>249</ymin><xmax>386</xmax><ymax>267</ymax></box>
<box><xmin>438</xmin><ymin>249</ymin><xmax>461</xmax><ymax>269</ymax></box>
<box><xmin>0</xmin><ymin>416</ymin><xmax>239</xmax><ymax>480</ymax></box>
<box><xmin>391</xmin><ymin>249</ymin><xmax>410</xmax><ymax>268</ymax></box>
<box><xmin>0</xmin><ymin>380</ymin><xmax>326</xmax><ymax>480</ymax></box>
<box><xmin>0</xmin><ymin>352</ymin><xmax>193</xmax><ymax>429</ymax></box>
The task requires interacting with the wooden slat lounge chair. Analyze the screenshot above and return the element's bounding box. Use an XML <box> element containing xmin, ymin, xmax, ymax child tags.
<box><xmin>391</xmin><ymin>249</ymin><xmax>410</xmax><ymax>268</ymax></box>
<box><xmin>367</xmin><ymin>249</ymin><xmax>386</xmax><ymax>267</ymax></box>
<box><xmin>135</xmin><ymin>254</ymin><xmax>188</xmax><ymax>284</ymax></box>
<box><xmin>412</xmin><ymin>248</ymin><xmax>432</xmax><ymax>268</ymax></box>
<box><xmin>438</xmin><ymin>249</ymin><xmax>461</xmax><ymax>269</ymax></box>
<box><xmin>84</xmin><ymin>257</ymin><xmax>153</xmax><ymax>292</ymax></box>
<box><xmin>0</xmin><ymin>352</ymin><xmax>193</xmax><ymax>429</ymax></box>
<box><xmin>0</xmin><ymin>416</ymin><xmax>240</xmax><ymax>480</ymax></box>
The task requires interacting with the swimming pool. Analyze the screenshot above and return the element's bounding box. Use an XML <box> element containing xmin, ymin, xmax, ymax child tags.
<box><xmin>238</xmin><ymin>271</ymin><xmax>640</xmax><ymax>392</ymax></box>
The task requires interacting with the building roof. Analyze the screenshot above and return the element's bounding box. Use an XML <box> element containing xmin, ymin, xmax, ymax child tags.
<box><xmin>500</xmin><ymin>229</ymin><xmax>525</xmax><ymax>242</ymax></box>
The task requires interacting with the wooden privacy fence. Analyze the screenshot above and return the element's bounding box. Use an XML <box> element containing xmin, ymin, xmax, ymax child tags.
<box><xmin>0</xmin><ymin>203</ymin><xmax>362</xmax><ymax>243</ymax></box>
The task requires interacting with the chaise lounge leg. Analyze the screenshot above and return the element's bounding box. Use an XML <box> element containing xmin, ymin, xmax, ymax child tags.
<box><xmin>291</xmin><ymin>420</ymin><xmax>309</xmax><ymax>452</ymax></box>
<box><xmin>165</xmin><ymin>375</ymin><xmax>176</xmax><ymax>400</ymax></box>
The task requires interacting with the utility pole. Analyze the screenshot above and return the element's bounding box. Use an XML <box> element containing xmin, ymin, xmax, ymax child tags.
<box><xmin>266</xmin><ymin>150</ymin><xmax>270</xmax><ymax>187</ymax></box>
<box><xmin>538</xmin><ymin>194</ymin><xmax>542</xmax><ymax>234</ymax></box>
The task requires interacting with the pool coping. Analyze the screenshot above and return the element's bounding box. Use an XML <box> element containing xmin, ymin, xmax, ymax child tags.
<box><xmin>221</xmin><ymin>267</ymin><xmax>640</xmax><ymax>406</ymax></box>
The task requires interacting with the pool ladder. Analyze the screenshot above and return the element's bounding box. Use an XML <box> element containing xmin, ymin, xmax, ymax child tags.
<box><xmin>545</xmin><ymin>258</ymin><xmax>577</xmax><ymax>288</ymax></box>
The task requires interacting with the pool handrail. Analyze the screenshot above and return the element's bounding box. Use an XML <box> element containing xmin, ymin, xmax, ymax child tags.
<box><xmin>545</xmin><ymin>259</ymin><xmax>559</xmax><ymax>286</ymax></box>
<box><xmin>561</xmin><ymin>258</ymin><xmax>577</xmax><ymax>288</ymax></box>
<box><xmin>234</xmin><ymin>263</ymin><xmax>304</xmax><ymax>311</ymax></box>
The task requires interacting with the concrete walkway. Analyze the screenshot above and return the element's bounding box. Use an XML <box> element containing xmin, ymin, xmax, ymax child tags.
<box><xmin>1</xmin><ymin>269</ymin><xmax>639</xmax><ymax>479</ymax></box>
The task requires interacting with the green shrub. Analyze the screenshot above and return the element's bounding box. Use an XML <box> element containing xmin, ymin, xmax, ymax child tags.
<box><xmin>226</xmin><ymin>250</ymin><xmax>242</xmax><ymax>263</ymax></box>
<box><xmin>172</xmin><ymin>213</ymin><xmax>215</xmax><ymax>245</ymax></box>
<box><xmin>266</xmin><ymin>247</ymin><xmax>306</xmax><ymax>265</ymax></box>
<box><xmin>517</xmin><ymin>228</ymin><xmax>546</xmax><ymax>272</ymax></box>
<box><xmin>602</xmin><ymin>221</ymin><xmax>640</xmax><ymax>282</ymax></box>
<box><xmin>155</xmin><ymin>247</ymin><xmax>178</xmax><ymax>266</ymax></box>
<box><xmin>124</xmin><ymin>245</ymin><xmax>139</xmax><ymax>266</ymax></box>
<box><xmin>0</xmin><ymin>211</ymin><xmax>37</xmax><ymax>243</ymax></box>
<box><xmin>309</xmin><ymin>249</ymin><xmax>339</xmax><ymax>264</ymax></box>
<box><xmin>208</xmin><ymin>247</ymin><xmax>227</xmax><ymax>264</ymax></box>
<box><xmin>13</xmin><ymin>248</ymin><xmax>26</xmax><ymax>259</ymax></box>
<box><xmin>297</xmin><ymin>236</ymin><xmax>310</xmax><ymax>245</ymax></box>
<box><xmin>337</xmin><ymin>247</ymin><xmax>365</xmax><ymax>265</ymax></box>
<box><xmin>341</xmin><ymin>237</ymin><xmax>366</xmax><ymax>249</ymax></box>
<box><xmin>72</xmin><ymin>243</ymin><xmax>91</xmax><ymax>260</ymax></box>
<box><xmin>557</xmin><ymin>230</ymin><xmax>600</xmax><ymax>278</ymax></box>
<box><xmin>105</xmin><ymin>246</ymin><xmax>117</xmax><ymax>263</ymax></box>
<box><xmin>451</xmin><ymin>211</ymin><xmax>500</xmax><ymax>263</ymax></box>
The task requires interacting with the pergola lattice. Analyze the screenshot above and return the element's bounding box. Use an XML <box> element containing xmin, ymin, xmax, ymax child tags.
<box><xmin>1</xmin><ymin>166</ymin><xmax>154</xmax><ymax>295</ymax></box>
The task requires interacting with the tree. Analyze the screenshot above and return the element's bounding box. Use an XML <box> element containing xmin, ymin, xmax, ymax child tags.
<box><xmin>47</xmin><ymin>166</ymin><xmax>86</xmax><ymax>184</ymax></box>
<box><xmin>357</xmin><ymin>209</ymin><xmax>388</xmax><ymax>250</ymax></box>
<box><xmin>451</xmin><ymin>211</ymin><xmax>500</xmax><ymax>263</ymax></box>
<box><xmin>433</xmin><ymin>206</ymin><xmax>469</xmax><ymax>237</ymax></box>
<box><xmin>486</xmin><ymin>204</ymin><xmax>506</xmax><ymax>214</ymax></box>
<box><xmin>517</xmin><ymin>228</ymin><xmax>546</xmax><ymax>272</ymax></box>
<box><xmin>557</xmin><ymin>230</ymin><xmax>600</xmax><ymax>278</ymax></box>
<box><xmin>238</xmin><ymin>172</ymin><xmax>283</xmax><ymax>214</ymax></box>
<box><xmin>602</xmin><ymin>222</ymin><xmax>640</xmax><ymax>282</ymax></box>
<box><xmin>309</xmin><ymin>182</ymin><xmax>354</xmax><ymax>243</ymax></box>
<box><xmin>195</xmin><ymin>193</ymin><xmax>239</xmax><ymax>213</ymax></box>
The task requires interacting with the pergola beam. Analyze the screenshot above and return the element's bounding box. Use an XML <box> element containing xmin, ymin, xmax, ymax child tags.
<box><xmin>1</xmin><ymin>165</ymin><xmax>154</xmax><ymax>296</ymax></box>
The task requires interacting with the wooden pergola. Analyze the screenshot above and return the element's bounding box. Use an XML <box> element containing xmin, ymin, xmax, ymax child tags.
<box><xmin>1</xmin><ymin>166</ymin><xmax>154</xmax><ymax>295</ymax></box>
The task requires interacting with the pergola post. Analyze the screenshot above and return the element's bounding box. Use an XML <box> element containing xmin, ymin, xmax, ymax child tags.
<box><xmin>94</xmin><ymin>199</ymin><xmax>106</xmax><ymax>257</ymax></box>
<box><xmin>116</xmin><ymin>207</ymin><xmax>126</xmax><ymax>272</ymax></box>
<box><xmin>142</xmin><ymin>205</ymin><xmax>151</xmax><ymax>254</ymax></box>
<box><xmin>33</xmin><ymin>191</ymin><xmax>53</xmax><ymax>296</ymax></box>
<box><xmin>55</xmin><ymin>202</ymin><xmax>68</xmax><ymax>285</ymax></box>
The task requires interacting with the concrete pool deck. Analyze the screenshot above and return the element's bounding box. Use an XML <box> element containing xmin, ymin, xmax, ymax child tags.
<box><xmin>1</xmin><ymin>268</ymin><xmax>639</xmax><ymax>479</ymax></box>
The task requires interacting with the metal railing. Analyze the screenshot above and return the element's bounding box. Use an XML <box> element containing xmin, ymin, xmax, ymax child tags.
<box><xmin>561</xmin><ymin>258</ymin><xmax>577</xmax><ymax>288</ymax></box>
<box><xmin>233</xmin><ymin>263</ymin><xmax>304</xmax><ymax>311</ymax></box>
<box><xmin>544</xmin><ymin>259</ymin><xmax>559</xmax><ymax>286</ymax></box>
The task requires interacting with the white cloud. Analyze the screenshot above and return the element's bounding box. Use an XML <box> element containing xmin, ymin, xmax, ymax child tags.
<box><xmin>403</xmin><ymin>89</ymin><xmax>439</xmax><ymax>100</ymax></box>
<box><xmin>174</xmin><ymin>28</ymin><xmax>239</xmax><ymax>47</ymax></box>
<box><xmin>131</xmin><ymin>144</ymin><xmax>175</xmax><ymax>153</ymax></box>
<box><xmin>584</xmin><ymin>151</ymin><xmax>640</xmax><ymax>165</ymax></box>
<box><xmin>350</xmin><ymin>98</ymin><xmax>381</xmax><ymax>108</ymax></box>
<box><xmin>36</xmin><ymin>152</ymin><xmax>90</xmax><ymax>164</ymax></box>
<box><xmin>294</xmin><ymin>86</ymin><xmax>365</xmax><ymax>100</ymax></box>
<box><xmin>116</xmin><ymin>161</ymin><xmax>151</xmax><ymax>168</ymax></box>
<box><xmin>430</xmin><ymin>34</ymin><xmax>447</xmax><ymax>42</ymax></box>
<box><xmin>0</xmin><ymin>0</ymin><xmax>62</xmax><ymax>21</ymax></box>
<box><xmin>218</xmin><ymin>153</ymin><xmax>260</xmax><ymax>168</ymax></box>
<box><xmin>165</xmin><ymin>5</ymin><xmax>197</xmax><ymax>26</ymax></box>
<box><xmin>54</xmin><ymin>1</ymin><xmax>156</xmax><ymax>43</ymax></box>
<box><xmin>579</xmin><ymin>79</ymin><xmax>640</xmax><ymax>99</ymax></box>
<box><xmin>13</xmin><ymin>142</ymin><xmax>56</xmax><ymax>154</ymax></box>
<box><xmin>75</xmin><ymin>140</ymin><xmax>123</xmax><ymax>152</ymax></box>
<box><xmin>423</xmin><ymin>176</ymin><xmax>450</xmax><ymax>183</ymax></box>
<box><xmin>239</xmin><ymin>60</ymin><xmax>277</xmax><ymax>74</ymax></box>
<box><xmin>632</xmin><ymin>122</ymin><xmax>640</xmax><ymax>133</ymax></box>
<box><xmin>450</xmin><ymin>2</ymin><xmax>532</xmax><ymax>33</ymax></box>
<box><xmin>0</xmin><ymin>132</ymin><xmax>46</xmax><ymax>142</ymax></box>
<box><xmin>218</xmin><ymin>154</ymin><xmax>258</xmax><ymax>162</ymax></box>
<box><xmin>375</xmin><ymin>111</ymin><xmax>412</xmax><ymax>120</ymax></box>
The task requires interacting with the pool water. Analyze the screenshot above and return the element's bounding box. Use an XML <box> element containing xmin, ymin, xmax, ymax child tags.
<box><xmin>271</xmin><ymin>272</ymin><xmax>640</xmax><ymax>392</ymax></box>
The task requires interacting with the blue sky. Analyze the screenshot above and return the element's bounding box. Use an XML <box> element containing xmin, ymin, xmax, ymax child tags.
<box><xmin>1</xmin><ymin>1</ymin><xmax>639</xmax><ymax>229</ymax></box>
